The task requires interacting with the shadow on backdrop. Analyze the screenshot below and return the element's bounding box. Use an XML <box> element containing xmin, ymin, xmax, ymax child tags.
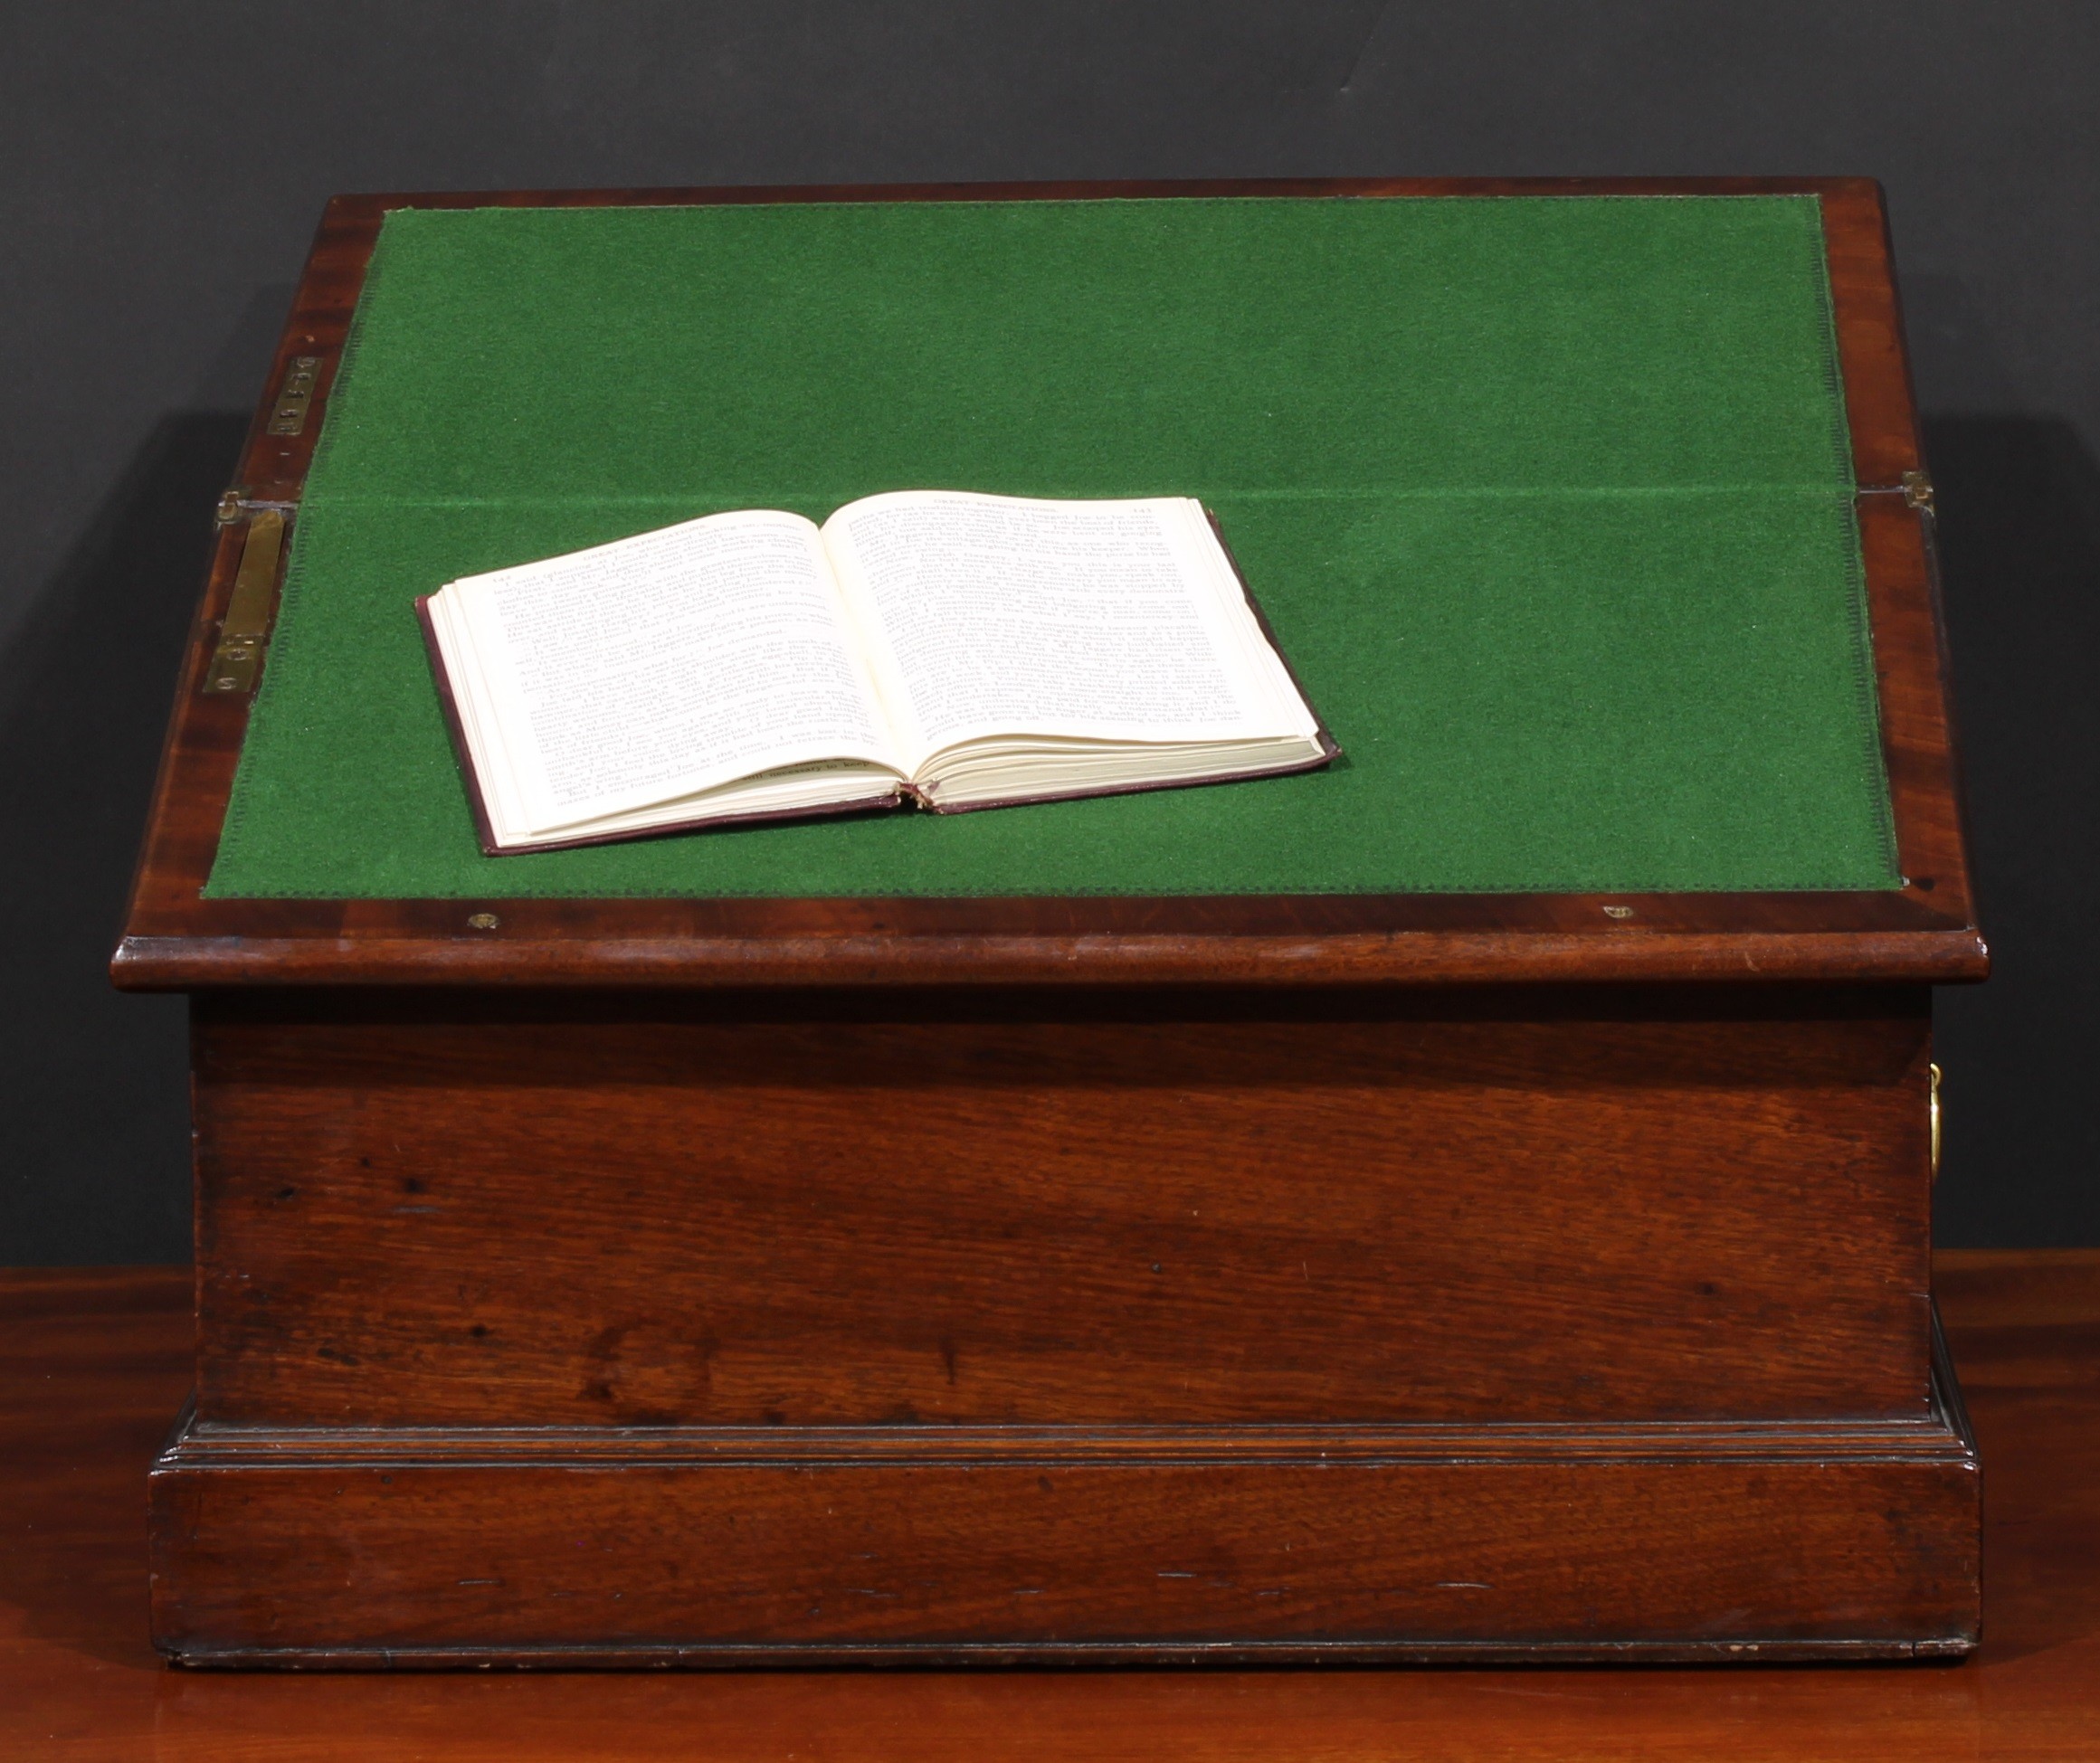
<box><xmin>0</xmin><ymin>413</ymin><xmax>245</xmax><ymax>1263</ymax></box>
<box><xmin>1928</xmin><ymin>415</ymin><xmax>2100</xmax><ymax>1246</ymax></box>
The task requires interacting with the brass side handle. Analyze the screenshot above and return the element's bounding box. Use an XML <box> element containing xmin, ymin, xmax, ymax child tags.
<box><xmin>1930</xmin><ymin>1061</ymin><xmax>1943</xmax><ymax>1181</ymax></box>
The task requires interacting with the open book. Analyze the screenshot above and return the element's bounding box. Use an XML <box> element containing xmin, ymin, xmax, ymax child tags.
<box><xmin>418</xmin><ymin>490</ymin><xmax>1336</xmax><ymax>853</ymax></box>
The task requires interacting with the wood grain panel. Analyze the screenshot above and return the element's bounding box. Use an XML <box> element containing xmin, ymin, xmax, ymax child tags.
<box><xmin>192</xmin><ymin>987</ymin><xmax>1933</xmax><ymax>1427</ymax></box>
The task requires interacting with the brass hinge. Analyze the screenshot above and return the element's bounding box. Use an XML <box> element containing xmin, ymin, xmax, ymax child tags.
<box><xmin>1902</xmin><ymin>469</ymin><xmax>1935</xmax><ymax>511</ymax></box>
<box><xmin>204</xmin><ymin>508</ymin><xmax>286</xmax><ymax>696</ymax></box>
<box><xmin>216</xmin><ymin>488</ymin><xmax>299</xmax><ymax>527</ymax></box>
<box><xmin>266</xmin><ymin>355</ymin><xmax>320</xmax><ymax>436</ymax></box>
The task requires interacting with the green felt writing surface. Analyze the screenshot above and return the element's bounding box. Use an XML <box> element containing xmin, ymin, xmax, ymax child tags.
<box><xmin>206</xmin><ymin>195</ymin><xmax>1898</xmax><ymax>899</ymax></box>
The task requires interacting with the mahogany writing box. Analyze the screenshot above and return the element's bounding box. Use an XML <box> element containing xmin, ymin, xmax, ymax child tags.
<box><xmin>116</xmin><ymin>178</ymin><xmax>1987</xmax><ymax>1664</ymax></box>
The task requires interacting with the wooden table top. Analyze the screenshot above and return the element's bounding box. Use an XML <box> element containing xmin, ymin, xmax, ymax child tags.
<box><xmin>6</xmin><ymin>1253</ymin><xmax>2095</xmax><ymax>1759</ymax></box>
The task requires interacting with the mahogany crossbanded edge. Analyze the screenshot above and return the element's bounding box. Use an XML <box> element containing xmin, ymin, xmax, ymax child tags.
<box><xmin>1818</xmin><ymin>181</ymin><xmax>1925</xmax><ymax>490</ymax></box>
<box><xmin>115</xmin><ymin>176</ymin><xmax>1981</xmax><ymax>991</ymax></box>
<box><xmin>114</xmin><ymin>926</ymin><xmax>1988</xmax><ymax>989</ymax></box>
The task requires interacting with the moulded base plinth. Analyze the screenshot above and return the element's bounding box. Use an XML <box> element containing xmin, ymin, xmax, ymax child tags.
<box><xmin>149</xmin><ymin>1334</ymin><xmax>1980</xmax><ymax>1668</ymax></box>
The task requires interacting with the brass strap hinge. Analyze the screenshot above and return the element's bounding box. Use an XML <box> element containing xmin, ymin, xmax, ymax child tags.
<box><xmin>204</xmin><ymin>508</ymin><xmax>286</xmax><ymax>696</ymax></box>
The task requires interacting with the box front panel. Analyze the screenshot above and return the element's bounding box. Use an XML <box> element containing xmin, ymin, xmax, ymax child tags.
<box><xmin>192</xmin><ymin>990</ymin><xmax>1933</xmax><ymax>1427</ymax></box>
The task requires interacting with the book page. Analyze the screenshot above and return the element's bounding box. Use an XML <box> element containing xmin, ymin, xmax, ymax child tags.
<box><xmin>821</xmin><ymin>492</ymin><xmax>1311</xmax><ymax>771</ymax></box>
<box><xmin>447</xmin><ymin>511</ymin><xmax>899</xmax><ymax>835</ymax></box>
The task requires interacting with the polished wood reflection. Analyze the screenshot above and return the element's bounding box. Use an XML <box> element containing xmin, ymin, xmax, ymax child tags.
<box><xmin>5</xmin><ymin>1253</ymin><xmax>2095</xmax><ymax>1758</ymax></box>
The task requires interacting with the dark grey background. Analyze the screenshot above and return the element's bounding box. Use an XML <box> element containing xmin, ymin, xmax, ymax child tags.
<box><xmin>4</xmin><ymin>3</ymin><xmax>2094</xmax><ymax>1262</ymax></box>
